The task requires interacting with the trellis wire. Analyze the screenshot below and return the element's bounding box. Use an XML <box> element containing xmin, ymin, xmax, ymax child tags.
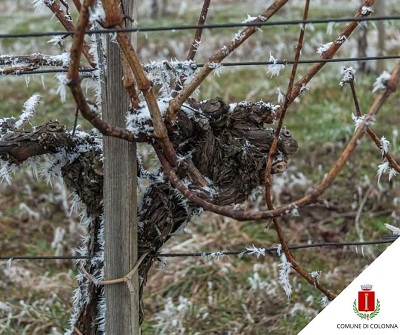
<box><xmin>1</xmin><ymin>56</ymin><xmax>399</xmax><ymax>76</ymax></box>
<box><xmin>0</xmin><ymin>237</ymin><xmax>397</xmax><ymax>261</ymax></box>
<box><xmin>0</xmin><ymin>15</ymin><xmax>400</xmax><ymax>39</ymax></box>
<box><xmin>0</xmin><ymin>10</ymin><xmax>397</xmax><ymax>264</ymax></box>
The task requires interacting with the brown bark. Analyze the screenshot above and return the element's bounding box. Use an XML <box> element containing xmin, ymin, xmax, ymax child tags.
<box><xmin>0</xmin><ymin>97</ymin><xmax>298</xmax><ymax>324</ymax></box>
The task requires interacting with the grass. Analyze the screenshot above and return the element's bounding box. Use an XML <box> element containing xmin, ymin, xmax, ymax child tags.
<box><xmin>1</xmin><ymin>0</ymin><xmax>400</xmax><ymax>334</ymax></box>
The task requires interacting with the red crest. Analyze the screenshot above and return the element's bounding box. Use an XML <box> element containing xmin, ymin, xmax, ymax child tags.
<box><xmin>358</xmin><ymin>284</ymin><xmax>375</xmax><ymax>312</ymax></box>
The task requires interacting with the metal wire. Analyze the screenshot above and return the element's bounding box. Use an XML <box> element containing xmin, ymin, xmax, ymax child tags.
<box><xmin>0</xmin><ymin>15</ymin><xmax>399</xmax><ymax>39</ymax></box>
<box><xmin>0</xmin><ymin>238</ymin><xmax>396</xmax><ymax>261</ymax></box>
<box><xmin>1</xmin><ymin>55</ymin><xmax>399</xmax><ymax>77</ymax></box>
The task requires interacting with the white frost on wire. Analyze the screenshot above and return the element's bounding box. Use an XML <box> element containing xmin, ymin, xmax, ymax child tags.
<box><xmin>276</xmin><ymin>87</ymin><xmax>285</xmax><ymax>103</ymax></box>
<box><xmin>47</xmin><ymin>35</ymin><xmax>64</xmax><ymax>46</ymax></box>
<box><xmin>278</xmin><ymin>260</ymin><xmax>292</xmax><ymax>298</ymax></box>
<box><xmin>326</xmin><ymin>22</ymin><xmax>337</xmax><ymax>35</ymax></box>
<box><xmin>49</xmin><ymin>53</ymin><xmax>71</xmax><ymax>67</ymax></box>
<box><xmin>384</xmin><ymin>223</ymin><xmax>400</xmax><ymax>235</ymax></box>
<box><xmin>276</xmin><ymin>243</ymin><xmax>282</xmax><ymax>256</ymax></box>
<box><xmin>14</xmin><ymin>94</ymin><xmax>41</xmax><ymax>130</ymax></box>
<box><xmin>0</xmin><ymin>160</ymin><xmax>18</xmax><ymax>185</ymax></box>
<box><xmin>202</xmin><ymin>251</ymin><xmax>226</xmax><ymax>260</ymax></box>
<box><xmin>245</xmin><ymin>245</ymin><xmax>266</xmax><ymax>258</ymax></box>
<box><xmin>6</xmin><ymin>258</ymin><xmax>13</xmax><ymax>268</ymax></box>
<box><xmin>208</xmin><ymin>62</ymin><xmax>223</xmax><ymax>77</ymax></box>
<box><xmin>377</xmin><ymin>161</ymin><xmax>389</xmax><ymax>183</ymax></box>
<box><xmin>372</xmin><ymin>70</ymin><xmax>391</xmax><ymax>93</ymax></box>
<box><xmin>389</xmin><ymin>167</ymin><xmax>398</xmax><ymax>181</ymax></box>
<box><xmin>380</xmin><ymin>136</ymin><xmax>390</xmax><ymax>156</ymax></box>
<box><xmin>267</xmin><ymin>52</ymin><xmax>285</xmax><ymax>77</ymax></box>
<box><xmin>339</xmin><ymin>66</ymin><xmax>356</xmax><ymax>86</ymax></box>
<box><xmin>316</xmin><ymin>42</ymin><xmax>333</xmax><ymax>55</ymax></box>
<box><xmin>55</xmin><ymin>73</ymin><xmax>68</xmax><ymax>103</ymax></box>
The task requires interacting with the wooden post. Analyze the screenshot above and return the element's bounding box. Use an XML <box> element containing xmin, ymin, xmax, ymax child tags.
<box><xmin>376</xmin><ymin>1</ymin><xmax>386</xmax><ymax>73</ymax></box>
<box><xmin>103</xmin><ymin>1</ymin><xmax>140</xmax><ymax>334</ymax></box>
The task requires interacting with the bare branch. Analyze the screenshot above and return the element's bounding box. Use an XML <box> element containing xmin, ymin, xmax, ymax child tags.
<box><xmin>66</xmin><ymin>0</ymin><xmax>147</xmax><ymax>142</ymax></box>
<box><xmin>265</xmin><ymin>0</ymin><xmax>310</xmax><ymax>201</ymax></box>
<box><xmin>157</xmin><ymin>60</ymin><xmax>400</xmax><ymax>222</ymax></box>
<box><xmin>262</xmin><ymin>0</ymin><xmax>336</xmax><ymax>303</ymax></box>
<box><xmin>174</xmin><ymin>0</ymin><xmax>212</xmax><ymax>92</ymax></box>
<box><xmin>284</xmin><ymin>0</ymin><xmax>376</xmax><ymax>110</ymax></box>
<box><xmin>186</xmin><ymin>0</ymin><xmax>211</xmax><ymax>62</ymax></box>
<box><xmin>349</xmin><ymin>81</ymin><xmax>400</xmax><ymax>173</ymax></box>
<box><xmin>166</xmin><ymin>0</ymin><xmax>290</xmax><ymax>122</ymax></box>
<box><xmin>112</xmin><ymin>19</ymin><xmax>179</xmax><ymax>166</ymax></box>
<box><xmin>45</xmin><ymin>0</ymin><xmax>96</xmax><ymax>67</ymax></box>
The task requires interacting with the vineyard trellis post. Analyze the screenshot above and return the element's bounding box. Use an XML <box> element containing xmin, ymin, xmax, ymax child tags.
<box><xmin>376</xmin><ymin>0</ymin><xmax>386</xmax><ymax>73</ymax></box>
<box><xmin>102</xmin><ymin>0</ymin><xmax>140</xmax><ymax>334</ymax></box>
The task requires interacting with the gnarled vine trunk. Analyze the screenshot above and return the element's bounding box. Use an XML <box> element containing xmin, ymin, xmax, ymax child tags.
<box><xmin>0</xmin><ymin>97</ymin><xmax>298</xmax><ymax>329</ymax></box>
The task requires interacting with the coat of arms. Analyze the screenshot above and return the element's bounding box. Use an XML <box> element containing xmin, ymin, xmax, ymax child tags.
<box><xmin>353</xmin><ymin>284</ymin><xmax>380</xmax><ymax>320</ymax></box>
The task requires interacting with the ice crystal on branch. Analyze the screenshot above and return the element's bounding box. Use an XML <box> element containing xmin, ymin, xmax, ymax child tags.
<box><xmin>339</xmin><ymin>67</ymin><xmax>356</xmax><ymax>86</ymax></box>
<box><xmin>144</xmin><ymin>60</ymin><xmax>198</xmax><ymax>95</ymax></box>
<box><xmin>335</xmin><ymin>35</ymin><xmax>347</xmax><ymax>45</ymax></box>
<box><xmin>380</xmin><ymin>136</ymin><xmax>390</xmax><ymax>156</ymax></box>
<box><xmin>351</xmin><ymin>113</ymin><xmax>366</xmax><ymax>132</ymax></box>
<box><xmin>320</xmin><ymin>295</ymin><xmax>330</xmax><ymax>307</ymax></box>
<box><xmin>361</xmin><ymin>6</ymin><xmax>374</xmax><ymax>16</ymax></box>
<box><xmin>309</xmin><ymin>270</ymin><xmax>321</xmax><ymax>279</ymax></box>
<box><xmin>15</xmin><ymin>94</ymin><xmax>41</xmax><ymax>130</ymax></box>
<box><xmin>389</xmin><ymin>168</ymin><xmax>398</xmax><ymax>181</ymax></box>
<box><xmin>242</xmin><ymin>14</ymin><xmax>258</xmax><ymax>24</ymax></box>
<box><xmin>32</xmin><ymin>0</ymin><xmax>54</xmax><ymax>13</ymax></box>
<box><xmin>377</xmin><ymin>161</ymin><xmax>389</xmax><ymax>183</ymax></box>
<box><xmin>384</xmin><ymin>223</ymin><xmax>400</xmax><ymax>235</ymax></box>
<box><xmin>89</xmin><ymin>1</ymin><xmax>106</xmax><ymax>23</ymax></box>
<box><xmin>300</xmin><ymin>83</ymin><xmax>309</xmax><ymax>93</ymax></box>
<box><xmin>372</xmin><ymin>70</ymin><xmax>391</xmax><ymax>93</ymax></box>
<box><xmin>267</xmin><ymin>53</ymin><xmax>285</xmax><ymax>77</ymax></box>
<box><xmin>316</xmin><ymin>42</ymin><xmax>333</xmax><ymax>55</ymax></box>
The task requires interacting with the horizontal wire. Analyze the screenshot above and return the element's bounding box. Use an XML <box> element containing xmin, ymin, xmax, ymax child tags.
<box><xmin>0</xmin><ymin>68</ymin><xmax>97</xmax><ymax>76</ymax></box>
<box><xmin>0</xmin><ymin>238</ymin><xmax>396</xmax><ymax>261</ymax></box>
<box><xmin>155</xmin><ymin>239</ymin><xmax>396</xmax><ymax>258</ymax></box>
<box><xmin>0</xmin><ymin>255</ymin><xmax>90</xmax><ymax>261</ymax></box>
<box><xmin>0</xmin><ymin>15</ymin><xmax>399</xmax><ymax>40</ymax></box>
<box><xmin>1</xmin><ymin>55</ymin><xmax>398</xmax><ymax>77</ymax></box>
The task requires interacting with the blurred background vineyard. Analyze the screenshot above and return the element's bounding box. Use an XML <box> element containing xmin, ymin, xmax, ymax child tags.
<box><xmin>1</xmin><ymin>0</ymin><xmax>400</xmax><ymax>334</ymax></box>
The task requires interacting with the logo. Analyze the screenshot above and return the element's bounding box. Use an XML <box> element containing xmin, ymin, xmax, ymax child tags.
<box><xmin>353</xmin><ymin>284</ymin><xmax>380</xmax><ymax>320</ymax></box>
